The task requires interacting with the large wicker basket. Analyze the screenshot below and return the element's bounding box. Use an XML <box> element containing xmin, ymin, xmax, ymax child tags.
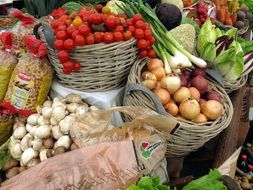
<box><xmin>224</xmin><ymin>75</ymin><xmax>248</xmax><ymax>94</ymax></box>
<box><xmin>123</xmin><ymin>58</ymin><xmax>233</xmax><ymax>157</ymax></box>
<box><xmin>35</xmin><ymin>23</ymin><xmax>138</xmax><ymax>92</ymax></box>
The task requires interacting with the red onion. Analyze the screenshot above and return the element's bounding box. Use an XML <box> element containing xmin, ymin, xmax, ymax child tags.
<box><xmin>191</xmin><ymin>68</ymin><xmax>206</xmax><ymax>78</ymax></box>
<box><xmin>191</xmin><ymin>75</ymin><xmax>208</xmax><ymax>94</ymax></box>
<box><xmin>180</xmin><ymin>75</ymin><xmax>188</xmax><ymax>87</ymax></box>
<box><xmin>206</xmin><ymin>91</ymin><xmax>222</xmax><ymax>103</ymax></box>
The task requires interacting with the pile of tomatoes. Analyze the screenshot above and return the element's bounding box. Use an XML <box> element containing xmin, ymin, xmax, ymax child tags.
<box><xmin>50</xmin><ymin>6</ymin><xmax>156</xmax><ymax>74</ymax></box>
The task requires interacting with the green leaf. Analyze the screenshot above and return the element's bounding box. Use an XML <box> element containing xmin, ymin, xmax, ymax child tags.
<box><xmin>224</xmin><ymin>27</ymin><xmax>237</xmax><ymax>38</ymax></box>
<box><xmin>138</xmin><ymin>176</ymin><xmax>153</xmax><ymax>190</ymax></box>
<box><xmin>157</xmin><ymin>185</ymin><xmax>170</xmax><ymax>190</ymax></box>
<box><xmin>152</xmin><ymin>176</ymin><xmax>160</xmax><ymax>187</ymax></box>
<box><xmin>201</xmin><ymin>42</ymin><xmax>216</xmax><ymax>62</ymax></box>
<box><xmin>237</xmin><ymin>37</ymin><xmax>253</xmax><ymax>54</ymax></box>
<box><xmin>223</xmin><ymin>53</ymin><xmax>244</xmax><ymax>81</ymax></box>
<box><xmin>127</xmin><ymin>185</ymin><xmax>144</xmax><ymax>190</ymax></box>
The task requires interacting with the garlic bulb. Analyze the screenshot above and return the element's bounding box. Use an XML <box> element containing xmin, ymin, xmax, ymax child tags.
<box><xmin>13</xmin><ymin>121</ymin><xmax>25</xmax><ymax>131</ymax></box>
<box><xmin>76</xmin><ymin>105</ymin><xmax>89</xmax><ymax>117</ymax></box>
<box><xmin>27</xmin><ymin>114</ymin><xmax>40</xmax><ymax>126</ymax></box>
<box><xmin>64</xmin><ymin>93</ymin><xmax>82</xmax><ymax>104</ymax></box>
<box><xmin>34</xmin><ymin>125</ymin><xmax>51</xmax><ymax>139</ymax></box>
<box><xmin>9</xmin><ymin>140</ymin><xmax>22</xmax><ymax>160</ymax></box>
<box><xmin>66</xmin><ymin>103</ymin><xmax>79</xmax><ymax>113</ymax></box>
<box><xmin>13</xmin><ymin>127</ymin><xmax>27</xmax><ymax>140</ymax></box>
<box><xmin>43</xmin><ymin>100</ymin><xmax>53</xmax><ymax>107</ymax></box>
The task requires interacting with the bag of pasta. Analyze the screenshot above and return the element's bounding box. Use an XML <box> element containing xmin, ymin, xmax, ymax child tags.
<box><xmin>2</xmin><ymin>35</ymin><xmax>53</xmax><ymax>117</ymax></box>
<box><xmin>0</xmin><ymin>106</ymin><xmax>15</xmax><ymax>145</ymax></box>
<box><xmin>0</xmin><ymin>32</ymin><xmax>18</xmax><ymax>102</ymax></box>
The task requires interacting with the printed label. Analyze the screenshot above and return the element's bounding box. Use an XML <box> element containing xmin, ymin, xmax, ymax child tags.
<box><xmin>139</xmin><ymin>140</ymin><xmax>162</xmax><ymax>160</ymax></box>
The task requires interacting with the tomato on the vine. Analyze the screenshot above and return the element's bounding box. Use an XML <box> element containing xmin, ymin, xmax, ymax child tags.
<box><xmin>64</xmin><ymin>39</ymin><xmax>75</xmax><ymax>50</ymax></box>
<box><xmin>56</xmin><ymin>30</ymin><xmax>67</xmax><ymax>40</ymax></box>
<box><xmin>75</xmin><ymin>35</ymin><xmax>85</xmax><ymax>46</ymax></box>
<box><xmin>123</xmin><ymin>31</ymin><xmax>132</xmax><ymax>41</ymax></box>
<box><xmin>78</xmin><ymin>25</ymin><xmax>91</xmax><ymax>36</ymax></box>
<box><xmin>139</xmin><ymin>49</ymin><xmax>148</xmax><ymax>58</ymax></box>
<box><xmin>114</xmin><ymin>32</ymin><xmax>123</xmax><ymax>42</ymax></box>
<box><xmin>58</xmin><ymin>50</ymin><xmax>69</xmax><ymax>62</ymax></box>
<box><xmin>134</xmin><ymin>29</ymin><xmax>144</xmax><ymax>39</ymax></box>
<box><xmin>54</xmin><ymin>40</ymin><xmax>64</xmax><ymax>50</ymax></box>
<box><xmin>94</xmin><ymin>32</ymin><xmax>103</xmax><ymax>43</ymax></box>
<box><xmin>105</xmin><ymin>17</ymin><xmax>115</xmax><ymax>29</ymax></box>
<box><xmin>114</xmin><ymin>25</ymin><xmax>124</xmax><ymax>33</ymax></box>
<box><xmin>88</xmin><ymin>13</ymin><xmax>103</xmax><ymax>25</ymax></box>
<box><xmin>66</xmin><ymin>25</ymin><xmax>77</xmax><ymax>36</ymax></box>
<box><xmin>86</xmin><ymin>34</ymin><xmax>95</xmax><ymax>45</ymax></box>
<box><xmin>147</xmin><ymin>49</ymin><xmax>156</xmax><ymax>58</ymax></box>
<box><xmin>143</xmin><ymin>23</ymin><xmax>150</xmax><ymax>30</ymax></box>
<box><xmin>63</xmin><ymin>60</ymin><xmax>74</xmax><ymax>70</ymax></box>
<box><xmin>133</xmin><ymin>14</ymin><xmax>143</xmax><ymax>23</ymax></box>
<box><xmin>135</xmin><ymin>20</ymin><xmax>145</xmax><ymax>29</ymax></box>
<box><xmin>104</xmin><ymin>32</ymin><xmax>114</xmax><ymax>44</ymax></box>
<box><xmin>137</xmin><ymin>39</ymin><xmax>148</xmax><ymax>49</ymax></box>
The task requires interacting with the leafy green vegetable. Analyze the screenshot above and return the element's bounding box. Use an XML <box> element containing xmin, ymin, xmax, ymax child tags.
<box><xmin>239</xmin><ymin>0</ymin><xmax>253</xmax><ymax>13</ymax></box>
<box><xmin>237</xmin><ymin>37</ymin><xmax>253</xmax><ymax>54</ymax></box>
<box><xmin>62</xmin><ymin>2</ymin><xmax>81</xmax><ymax>14</ymax></box>
<box><xmin>181</xmin><ymin>17</ymin><xmax>200</xmax><ymax>34</ymax></box>
<box><xmin>127</xmin><ymin>176</ymin><xmax>170</xmax><ymax>190</ymax></box>
<box><xmin>182</xmin><ymin>170</ymin><xmax>227</xmax><ymax>190</ymax></box>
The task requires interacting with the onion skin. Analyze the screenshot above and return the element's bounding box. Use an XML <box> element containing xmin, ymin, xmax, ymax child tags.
<box><xmin>206</xmin><ymin>91</ymin><xmax>222</xmax><ymax>103</ymax></box>
<box><xmin>179</xmin><ymin>98</ymin><xmax>200</xmax><ymax>120</ymax></box>
<box><xmin>164</xmin><ymin>102</ymin><xmax>178</xmax><ymax>116</ymax></box>
<box><xmin>142</xmin><ymin>71</ymin><xmax>157</xmax><ymax>82</ymax></box>
<box><xmin>142</xmin><ymin>80</ymin><xmax>157</xmax><ymax>90</ymax></box>
<box><xmin>191</xmin><ymin>75</ymin><xmax>208</xmax><ymax>94</ymax></box>
<box><xmin>189</xmin><ymin>87</ymin><xmax>201</xmax><ymax>101</ymax></box>
<box><xmin>147</xmin><ymin>58</ymin><xmax>163</xmax><ymax>71</ymax></box>
<box><xmin>191</xmin><ymin>68</ymin><xmax>206</xmax><ymax>78</ymax></box>
<box><xmin>173</xmin><ymin>87</ymin><xmax>191</xmax><ymax>103</ymax></box>
<box><xmin>199</xmin><ymin>99</ymin><xmax>207</xmax><ymax>105</ymax></box>
<box><xmin>201</xmin><ymin>100</ymin><xmax>223</xmax><ymax>120</ymax></box>
<box><xmin>151</xmin><ymin>67</ymin><xmax>165</xmax><ymax>81</ymax></box>
<box><xmin>192</xmin><ymin>113</ymin><xmax>208</xmax><ymax>123</ymax></box>
<box><xmin>154</xmin><ymin>88</ymin><xmax>170</xmax><ymax>105</ymax></box>
<box><xmin>161</xmin><ymin>75</ymin><xmax>181</xmax><ymax>94</ymax></box>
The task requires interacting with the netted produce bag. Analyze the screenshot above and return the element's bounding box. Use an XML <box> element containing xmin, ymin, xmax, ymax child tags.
<box><xmin>2</xmin><ymin>36</ymin><xmax>53</xmax><ymax>117</ymax></box>
<box><xmin>0</xmin><ymin>107</ymin><xmax>15</xmax><ymax>145</ymax></box>
<box><xmin>0</xmin><ymin>32</ymin><xmax>18</xmax><ymax>102</ymax></box>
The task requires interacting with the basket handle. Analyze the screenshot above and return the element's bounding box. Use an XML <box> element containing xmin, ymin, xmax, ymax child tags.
<box><xmin>124</xmin><ymin>84</ymin><xmax>168</xmax><ymax>116</ymax></box>
<box><xmin>33</xmin><ymin>23</ymin><xmax>55</xmax><ymax>49</ymax></box>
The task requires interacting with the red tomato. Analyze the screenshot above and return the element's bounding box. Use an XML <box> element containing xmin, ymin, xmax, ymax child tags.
<box><xmin>63</xmin><ymin>67</ymin><xmax>72</xmax><ymax>74</ymax></box>
<box><xmin>75</xmin><ymin>35</ymin><xmax>85</xmax><ymax>46</ymax></box>
<box><xmin>66</xmin><ymin>25</ymin><xmax>77</xmax><ymax>36</ymax></box>
<box><xmin>94</xmin><ymin>32</ymin><xmax>103</xmax><ymax>43</ymax></box>
<box><xmin>51</xmin><ymin>20</ymin><xmax>61</xmax><ymax>29</ymax></box>
<box><xmin>95</xmin><ymin>4</ymin><xmax>103</xmax><ymax>13</ymax></box>
<box><xmin>114</xmin><ymin>32</ymin><xmax>123</xmax><ymax>42</ymax></box>
<box><xmin>134</xmin><ymin>29</ymin><xmax>144</xmax><ymax>39</ymax></box>
<box><xmin>71</xmin><ymin>30</ymin><xmax>80</xmax><ymax>39</ymax></box>
<box><xmin>144</xmin><ymin>29</ymin><xmax>152</xmax><ymax>39</ymax></box>
<box><xmin>78</xmin><ymin>25</ymin><xmax>91</xmax><ymax>36</ymax></box>
<box><xmin>149</xmin><ymin>36</ymin><xmax>155</xmax><ymax>45</ymax></box>
<box><xmin>63</xmin><ymin>60</ymin><xmax>74</xmax><ymax>70</ymax></box>
<box><xmin>135</xmin><ymin>20</ymin><xmax>145</xmax><ymax>29</ymax></box>
<box><xmin>133</xmin><ymin>14</ymin><xmax>143</xmax><ymax>23</ymax></box>
<box><xmin>54</xmin><ymin>40</ymin><xmax>64</xmax><ymax>50</ymax></box>
<box><xmin>57</xmin><ymin>25</ymin><xmax>67</xmax><ymax>31</ymax></box>
<box><xmin>58</xmin><ymin>50</ymin><xmax>69</xmax><ymax>62</ymax></box>
<box><xmin>148</xmin><ymin>49</ymin><xmax>156</xmax><ymax>58</ymax></box>
<box><xmin>73</xmin><ymin>62</ymin><xmax>81</xmax><ymax>71</ymax></box>
<box><xmin>126</xmin><ymin>18</ymin><xmax>133</xmax><ymax>26</ymax></box>
<box><xmin>114</xmin><ymin>17</ymin><xmax>121</xmax><ymax>26</ymax></box>
<box><xmin>123</xmin><ymin>31</ymin><xmax>132</xmax><ymax>41</ymax></box>
<box><xmin>114</xmin><ymin>25</ymin><xmax>124</xmax><ymax>33</ymax></box>
<box><xmin>56</xmin><ymin>30</ymin><xmax>67</xmax><ymax>40</ymax></box>
<box><xmin>102</xmin><ymin>14</ymin><xmax>110</xmax><ymax>21</ymax></box>
<box><xmin>104</xmin><ymin>32</ymin><xmax>114</xmax><ymax>44</ymax></box>
<box><xmin>86</xmin><ymin>34</ymin><xmax>95</xmax><ymax>45</ymax></box>
<box><xmin>88</xmin><ymin>13</ymin><xmax>103</xmax><ymax>25</ymax></box>
<box><xmin>105</xmin><ymin>17</ymin><xmax>115</xmax><ymax>29</ymax></box>
<box><xmin>143</xmin><ymin>23</ymin><xmax>150</xmax><ymax>30</ymax></box>
<box><xmin>64</xmin><ymin>39</ymin><xmax>75</xmax><ymax>50</ymax></box>
<box><xmin>137</xmin><ymin>39</ymin><xmax>148</xmax><ymax>49</ymax></box>
<box><xmin>128</xmin><ymin>25</ymin><xmax>135</xmax><ymax>33</ymax></box>
<box><xmin>139</xmin><ymin>49</ymin><xmax>148</xmax><ymax>58</ymax></box>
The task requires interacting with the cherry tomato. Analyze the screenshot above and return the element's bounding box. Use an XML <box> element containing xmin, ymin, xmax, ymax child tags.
<box><xmin>73</xmin><ymin>62</ymin><xmax>81</xmax><ymax>71</ymax></box>
<box><xmin>118</xmin><ymin>13</ymin><xmax>127</xmax><ymax>19</ymax></box>
<box><xmin>72</xmin><ymin>17</ymin><xmax>83</xmax><ymax>27</ymax></box>
<box><xmin>114</xmin><ymin>25</ymin><xmax>124</xmax><ymax>33</ymax></box>
<box><xmin>71</xmin><ymin>30</ymin><xmax>80</xmax><ymax>40</ymax></box>
<box><xmin>139</xmin><ymin>49</ymin><xmax>148</xmax><ymax>58</ymax></box>
<box><xmin>104</xmin><ymin>32</ymin><xmax>114</xmax><ymax>44</ymax></box>
<box><xmin>63</xmin><ymin>60</ymin><xmax>74</xmax><ymax>70</ymax></box>
<box><xmin>63</xmin><ymin>67</ymin><xmax>72</xmax><ymax>74</ymax></box>
<box><xmin>114</xmin><ymin>32</ymin><xmax>123</xmax><ymax>42</ymax></box>
<box><xmin>147</xmin><ymin>49</ymin><xmax>156</xmax><ymax>58</ymax></box>
<box><xmin>105</xmin><ymin>17</ymin><xmax>115</xmax><ymax>29</ymax></box>
<box><xmin>123</xmin><ymin>31</ymin><xmax>132</xmax><ymax>41</ymax></box>
<box><xmin>144</xmin><ymin>29</ymin><xmax>152</xmax><ymax>40</ymax></box>
<box><xmin>75</xmin><ymin>35</ymin><xmax>85</xmax><ymax>46</ymax></box>
<box><xmin>66</xmin><ymin>25</ymin><xmax>77</xmax><ymax>36</ymax></box>
<box><xmin>78</xmin><ymin>25</ymin><xmax>91</xmax><ymax>36</ymax></box>
<box><xmin>128</xmin><ymin>25</ymin><xmax>135</xmax><ymax>33</ymax></box>
<box><xmin>58</xmin><ymin>50</ymin><xmax>69</xmax><ymax>62</ymax></box>
<box><xmin>88</xmin><ymin>13</ymin><xmax>103</xmax><ymax>25</ymax></box>
<box><xmin>57</xmin><ymin>25</ymin><xmax>67</xmax><ymax>31</ymax></box>
<box><xmin>133</xmin><ymin>14</ymin><xmax>143</xmax><ymax>23</ymax></box>
<box><xmin>126</xmin><ymin>18</ymin><xmax>133</xmax><ymax>26</ymax></box>
<box><xmin>149</xmin><ymin>36</ymin><xmax>155</xmax><ymax>45</ymax></box>
<box><xmin>94</xmin><ymin>32</ymin><xmax>103</xmax><ymax>43</ymax></box>
<box><xmin>64</xmin><ymin>39</ymin><xmax>75</xmax><ymax>50</ymax></box>
<box><xmin>137</xmin><ymin>39</ymin><xmax>148</xmax><ymax>49</ymax></box>
<box><xmin>102</xmin><ymin>14</ymin><xmax>110</xmax><ymax>21</ymax></box>
<box><xmin>54</xmin><ymin>40</ymin><xmax>64</xmax><ymax>50</ymax></box>
<box><xmin>134</xmin><ymin>29</ymin><xmax>144</xmax><ymax>39</ymax></box>
<box><xmin>143</xmin><ymin>23</ymin><xmax>150</xmax><ymax>30</ymax></box>
<box><xmin>56</xmin><ymin>30</ymin><xmax>67</xmax><ymax>40</ymax></box>
<box><xmin>114</xmin><ymin>17</ymin><xmax>121</xmax><ymax>26</ymax></box>
<box><xmin>86</xmin><ymin>34</ymin><xmax>95</xmax><ymax>45</ymax></box>
<box><xmin>95</xmin><ymin>4</ymin><xmax>103</xmax><ymax>13</ymax></box>
<box><xmin>135</xmin><ymin>20</ymin><xmax>145</xmax><ymax>29</ymax></box>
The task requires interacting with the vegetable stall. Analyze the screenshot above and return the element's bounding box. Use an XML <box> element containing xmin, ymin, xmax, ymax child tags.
<box><xmin>0</xmin><ymin>0</ymin><xmax>252</xmax><ymax>189</ymax></box>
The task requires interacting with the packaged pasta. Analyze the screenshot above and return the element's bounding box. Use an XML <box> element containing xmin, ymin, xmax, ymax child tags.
<box><xmin>2</xmin><ymin>35</ymin><xmax>53</xmax><ymax>117</ymax></box>
<box><xmin>0</xmin><ymin>32</ymin><xmax>18</xmax><ymax>102</ymax></box>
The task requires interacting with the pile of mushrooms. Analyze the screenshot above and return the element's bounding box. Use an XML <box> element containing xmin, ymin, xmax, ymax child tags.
<box><xmin>6</xmin><ymin>93</ymin><xmax>92</xmax><ymax>179</ymax></box>
<box><xmin>235</xmin><ymin>175</ymin><xmax>253</xmax><ymax>190</ymax></box>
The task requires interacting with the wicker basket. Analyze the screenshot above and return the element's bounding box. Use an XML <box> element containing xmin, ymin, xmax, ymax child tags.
<box><xmin>123</xmin><ymin>58</ymin><xmax>233</xmax><ymax>157</ymax></box>
<box><xmin>35</xmin><ymin>23</ymin><xmax>138</xmax><ymax>92</ymax></box>
<box><xmin>224</xmin><ymin>75</ymin><xmax>248</xmax><ymax>94</ymax></box>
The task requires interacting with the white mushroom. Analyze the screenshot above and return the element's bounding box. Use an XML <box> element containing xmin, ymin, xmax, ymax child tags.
<box><xmin>20</xmin><ymin>133</ymin><xmax>33</xmax><ymax>151</ymax></box>
<box><xmin>30</xmin><ymin>139</ymin><xmax>43</xmax><ymax>151</ymax></box>
<box><xmin>59</xmin><ymin>115</ymin><xmax>75</xmax><ymax>134</ymax></box>
<box><xmin>27</xmin><ymin>158</ymin><xmax>40</xmax><ymax>168</ymax></box>
<box><xmin>9</xmin><ymin>139</ymin><xmax>22</xmax><ymax>160</ymax></box>
<box><xmin>20</xmin><ymin>148</ymin><xmax>39</xmax><ymax>166</ymax></box>
<box><xmin>34</xmin><ymin>125</ymin><xmax>51</xmax><ymax>139</ymax></box>
<box><xmin>76</xmin><ymin>105</ymin><xmax>89</xmax><ymax>117</ymax></box>
<box><xmin>27</xmin><ymin>114</ymin><xmax>40</xmax><ymax>126</ymax></box>
<box><xmin>66</xmin><ymin>103</ymin><xmax>79</xmax><ymax>113</ymax></box>
<box><xmin>37</xmin><ymin>116</ymin><xmax>50</xmax><ymax>126</ymax></box>
<box><xmin>51</xmin><ymin>125</ymin><xmax>64</xmax><ymax>140</ymax></box>
<box><xmin>13</xmin><ymin>121</ymin><xmax>25</xmax><ymax>131</ymax></box>
<box><xmin>25</xmin><ymin>124</ymin><xmax>37</xmax><ymax>136</ymax></box>
<box><xmin>13</xmin><ymin>126</ymin><xmax>27</xmax><ymax>140</ymax></box>
<box><xmin>39</xmin><ymin>149</ymin><xmax>48</xmax><ymax>161</ymax></box>
<box><xmin>43</xmin><ymin>100</ymin><xmax>53</xmax><ymax>107</ymax></box>
<box><xmin>54</xmin><ymin>135</ymin><xmax>72</xmax><ymax>150</ymax></box>
<box><xmin>41</xmin><ymin>107</ymin><xmax>52</xmax><ymax>119</ymax></box>
<box><xmin>64</xmin><ymin>93</ymin><xmax>82</xmax><ymax>104</ymax></box>
<box><xmin>52</xmin><ymin>106</ymin><xmax>66</xmax><ymax>122</ymax></box>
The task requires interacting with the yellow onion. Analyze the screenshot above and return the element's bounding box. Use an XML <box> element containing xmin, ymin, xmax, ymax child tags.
<box><xmin>201</xmin><ymin>100</ymin><xmax>223</xmax><ymax>120</ymax></box>
<box><xmin>179</xmin><ymin>98</ymin><xmax>200</xmax><ymax>120</ymax></box>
